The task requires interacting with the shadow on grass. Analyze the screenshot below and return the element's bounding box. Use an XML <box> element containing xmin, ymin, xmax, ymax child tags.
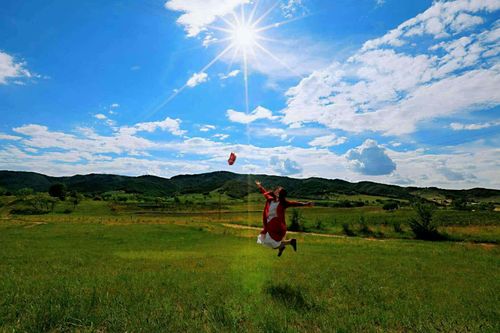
<box><xmin>264</xmin><ymin>283</ymin><xmax>316</xmax><ymax>311</ymax></box>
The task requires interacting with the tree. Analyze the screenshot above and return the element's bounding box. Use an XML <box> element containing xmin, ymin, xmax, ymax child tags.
<box><xmin>17</xmin><ymin>187</ymin><xmax>33</xmax><ymax>201</ymax></box>
<box><xmin>452</xmin><ymin>197</ymin><xmax>469</xmax><ymax>211</ymax></box>
<box><xmin>408</xmin><ymin>202</ymin><xmax>442</xmax><ymax>240</ymax></box>
<box><xmin>49</xmin><ymin>183</ymin><xmax>66</xmax><ymax>200</ymax></box>
<box><xmin>382</xmin><ymin>201</ymin><xmax>399</xmax><ymax>211</ymax></box>
<box><xmin>70</xmin><ymin>191</ymin><xmax>84</xmax><ymax>209</ymax></box>
<box><xmin>29</xmin><ymin>193</ymin><xmax>56</xmax><ymax>212</ymax></box>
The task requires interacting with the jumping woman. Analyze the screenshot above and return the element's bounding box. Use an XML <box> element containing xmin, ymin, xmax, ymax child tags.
<box><xmin>255</xmin><ymin>180</ymin><xmax>313</xmax><ymax>257</ymax></box>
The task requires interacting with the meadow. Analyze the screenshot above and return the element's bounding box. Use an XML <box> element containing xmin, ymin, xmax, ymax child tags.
<box><xmin>1</xmin><ymin>194</ymin><xmax>499</xmax><ymax>332</ymax></box>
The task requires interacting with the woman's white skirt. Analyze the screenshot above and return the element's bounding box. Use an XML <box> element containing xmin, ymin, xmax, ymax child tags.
<box><xmin>257</xmin><ymin>232</ymin><xmax>281</xmax><ymax>249</ymax></box>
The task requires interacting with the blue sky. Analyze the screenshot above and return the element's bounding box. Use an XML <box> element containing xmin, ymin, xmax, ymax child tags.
<box><xmin>0</xmin><ymin>0</ymin><xmax>499</xmax><ymax>189</ymax></box>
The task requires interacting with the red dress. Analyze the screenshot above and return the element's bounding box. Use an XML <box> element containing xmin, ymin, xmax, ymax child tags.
<box><xmin>259</xmin><ymin>188</ymin><xmax>303</xmax><ymax>242</ymax></box>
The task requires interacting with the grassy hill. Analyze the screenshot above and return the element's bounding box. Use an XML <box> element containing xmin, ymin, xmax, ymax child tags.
<box><xmin>1</xmin><ymin>170</ymin><xmax>499</xmax><ymax>201</ymax></box>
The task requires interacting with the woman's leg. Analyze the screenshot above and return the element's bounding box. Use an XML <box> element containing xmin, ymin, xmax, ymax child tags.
<box><xmin>277</xmin><ymin>238</ymin><xmax>297</xmax><ymax>256</ymax></box>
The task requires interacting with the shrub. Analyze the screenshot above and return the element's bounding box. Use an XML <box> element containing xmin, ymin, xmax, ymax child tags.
<box><xmin>393</xmin><ymin>221</ymin><xmax>403</xmax><ymax>233</ymax></box>
<box><xmin>383</xmin><ymin>201</ymin><xmax>399</xmax><ymax>211</ymax></box>
<box><xmin>289</xmin><ymin>209</ymin><xmax>304</xmax><ymax>232</ymax></box>
<box><xmin>409</xmin><ymin>202</ymin><xmax>443</xmax><ymax>240</ymax></box>
<box><xmin>17</xmin><ymin>187</ymin><xmax>33</xmax><ymax>201</ymax></box>
<box><xmin>342</xmin><ymin>223</ymin><xmax>356</xmax><ymax>236</ymax></box>
<box><xmin>315</xmin><ymin>219</ymin><xmax>324</xmax><ymax>230</ymax></box>
<box><xmin>358</xmin><ymin>216</ymin><xmax>373</xmax><ymax>235</ymax></box>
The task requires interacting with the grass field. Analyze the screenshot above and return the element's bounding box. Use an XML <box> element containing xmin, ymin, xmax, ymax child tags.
<box><xmin>1</xmin><ymin>194</ymin><xmax>499</xmax><ymax>332</ymax></box>
<box><xmin>1</xmin><ymin>219</ymin><xmax>499</xmax><ymax>332</ymax></box>
<box><xmin>4</xmin><ymin>195</ymin><xmax>499</xmax><ymax>243</ymax></box>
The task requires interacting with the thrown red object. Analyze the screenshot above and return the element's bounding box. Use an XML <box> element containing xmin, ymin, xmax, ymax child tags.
<box><xmin>228</xmin><ymin>152</ymin><xmax>237</xmax><ymax>165</ymax></box>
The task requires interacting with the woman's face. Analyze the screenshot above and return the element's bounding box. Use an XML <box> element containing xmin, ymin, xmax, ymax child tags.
<box><xmin>273</xmin><ymin>187</ymin><xmax>283</xmax><ymax>198</ymax></box>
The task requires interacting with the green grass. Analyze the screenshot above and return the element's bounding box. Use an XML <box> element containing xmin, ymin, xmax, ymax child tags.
<box><xmin>3</xmin><ymin>196</ymin><xmax>500</xmax><ymax>243</ymax></box>
<box><xmin>1</xmin><ymin>221</ymin><xmax>499</xmax><ymax>332</ymax></box>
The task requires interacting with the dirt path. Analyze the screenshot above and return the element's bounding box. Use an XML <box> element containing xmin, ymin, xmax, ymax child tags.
<box><xmin>222</xmin><ymin>223</ymin><xmax>376</xmax><ymax>240</ymax></box>
<box><xmin>222</xmin><ymin>223</ymin><xmax>499</xmax><ymax>247</ymax></box>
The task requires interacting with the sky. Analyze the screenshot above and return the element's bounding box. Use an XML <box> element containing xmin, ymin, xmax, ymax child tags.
<box><xmin>0</xmin><ymin>0</ymin><xmax>499</xmax><ymax>189</ymax></box>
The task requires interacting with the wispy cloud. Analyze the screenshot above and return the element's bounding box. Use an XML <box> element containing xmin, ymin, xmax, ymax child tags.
<box><xmin>186</xmin><ymin>72</ymin><xmax>208</xmax><ymax>88</ymax></box>
<box><xmin>0</xmin><ymin>133</ymin><xmax>22</xmax><ymax>141</ymax></box>
<box><xmin>226</xmin><ymin>105</ymin><xmax>278</xmax><ymax>124</ymax></box>
<box><xmin>129</xmin><ymin>117</ymin><xmax>186</xmax><ymax>136</ymax></box>
<box><xmin>94</xmin><ymin>113</ymin><xmax>116</xmax><ymax>126</ymax></box>
<box><xmin>164</xmin><ymin>0</ymin><xmax>248</xmax><ymax>37</ymax></box>
<box><xmin>283</xmin><ymin>0</ymin><xmax>500</xmax><ymax>136</ymax></box>
<box><xmin>200</xmin><ymin>124</ymin><xmax>216</xmax><ymax>132</ymax></box>
<box><xmin>0</xmin><ymin>51</ymin><xmax>33</xmax><ymax>85</ymax></box>
<box><xmin>450</xmin><ymin>120</ymin><xmax>500</xmax><ymax>130</ymax></box>
<box><xmin>219</xmin><ymin>69</ymin><xmax>240</xmax><ymax>80</ymax></box>
<box><xmin>309</xmin><ymin>134</ymin><xmax>347</xmax><ymax>148</ymax></box>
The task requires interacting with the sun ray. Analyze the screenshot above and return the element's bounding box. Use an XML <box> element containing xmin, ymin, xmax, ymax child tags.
<box><xmin>203</xmin><ymin>37</ymin><xmax>234</xmax><ymax>47</ymax></box>
<box><xmin>243</xmin><ymin>49</ymin><xmax>250</xmax><ymax>114</ymax></box>
<box><xmin>240</xmin><ymin>1</ymin><xmax>246</xmax><ymax>25</ymax></box>
<box><xmin>231</xmin><ymin>9</ymin><xmax>241</xmax><ymax>27</ymax></box>
<box><xmin>226</xmin><ymin>45</ymin><xmax>240</xmax><ymax>72</ymax></box>
<box><xmin>254</xmin><ymin>35</ymin><xmax>289</xmax><ymax>44</ymax></box>
<box><xmin>218</xmin><ymin>15</ymin><xmax>236</xmax><ymax>29</ymax></box>
<box><xmin>251</xmin><ymin>1</ymin><xmax>280</xmax><ymax>28</ymax></box>
<box><xmin>254</xmin><ymin>41</ymin><xmax>305</xmax><ymax>79</ymax></box>
<box><xmin>248</xmin><ymin>0</ymin><xmax>260</xmax><ymax>25</ymax></box>
<box><xmin>255</xmin><ymin>14</ymin><xmax>310</xmax><ymax>33</ymax></box>
<box><xmin>141</xmin><ymin>44</ymin><xmax>235</xmax><ymax>120</ymax></box>
<box><xmin>146</xmin><ymin>1</ymin><xmax>307</xmax><ymax>119</ymax></box>
<box><xmin>207</xmin><ymin>25</ymin><xmax>233</xmax><ymax>34</ymax></box>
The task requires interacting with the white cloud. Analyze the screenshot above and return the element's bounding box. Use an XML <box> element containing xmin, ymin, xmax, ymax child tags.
<box><xmin>94</xmin><ymin>113</ymin><xmax>115</xmax><ymax>126</ymax></box>
<box><xmin>0</xmin><ymin>51</ymin><xmax>32</xmax><ymax>85</ymax></box>
<box><xmin>283</xmin><ymin>0</ymin><xmax>500</xmax><ymax>136</ymax></box>
<box><xmin>437</xmin><ymin>165</ymin><xmax>476</xmax><ymax>181</ymax></box>
<box><xmin>200</xmin><ymin>124</ymin><xmax>216</xmax><ymax>132</ymax></box>
<box><xmin>227</xmin><ymin>105</ymin><xmax>277</xmax><ymax>124</ymax></box>
<box><xmin>270</xmin><ymin>156</ymin><xmax>303</xmax><ymax>175</ymax></box>
<box><xmin>164</xmin><ymin>0</ymin><xmax>248</xmax><ymax>37</ymax></box>
<box><xmin>0</xmin><ymin>133</ymin><xmax>22</xmax><ymax>141</ymax></box>
<box><xmin>362</xmin><ymin>0</ymin><xmax>499</xmax><ymax>50</ymax></box>
<box><xmin>346</xmin><ymin>139</ymin><xmax>396</xmax><ymax>176</ymax></box>
<box><xmin>110</xmin><ymin>103</ymin><xmax>120</xmax><ymax>108</ymax></box>
<box><xmin>202</xmin><ymin>33</ymin><xmax>218</xmax><ymax>47</ymax></box>
<box><xmin>132</xmin><ymin>117</ymin><xmax>186</xmax><ymax>136</ymax></box>
<box><xmin>213</xmin><ymin>133</ymin><xmax>229</xmax><ymax>140</ymax></box>
<box><xmin>375</xmin><ymin>0</ymin><xmax>386</xmax><ymax>6</ymax></box>
<box><xmin>219</xmin><ymin>69</ymin><xmax>240</xmax><ymax>80</ymax></box>
<box><xmin>3</xmin><ymin>121</ymin><xmax>500</xmax><ymax>188</ymax></box>
<box><xmin>186</xmin><ymin>72</ymin><xmax>208</xmax><ymax>88</ymax></box>
<box><xmin>260</xmin><ymin>127</ymin><xmax>288</xmax><ymax>140</ymax></box>
<box><xmin>238</xmin><ymin>37</ymin><xmax>332</xmax><ymax>80</ymax></box>
<box><xmin>450</xmin><ymin>120</ymin><xmax>500</xmax><ymax>130</ymax></box>
<box><xmin>309</xmin><ymin>134</ymin><xmax>347</xmax><ymax>147</ymax></box>
<box><xmin>280</xmin><ymin>0</ymin><xmax>308</xmax><ymax>18</ymax></box>
<box><xmin>94</xmin><ymin>114</ymin><xmax>107</xmax><ymax>120</ymax></box>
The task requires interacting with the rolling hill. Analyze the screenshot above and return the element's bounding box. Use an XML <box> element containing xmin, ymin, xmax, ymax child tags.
<box><xmin>0</xmin><ymin>170</ymin><xmax>499</xmax><ymax>200</ymax></box>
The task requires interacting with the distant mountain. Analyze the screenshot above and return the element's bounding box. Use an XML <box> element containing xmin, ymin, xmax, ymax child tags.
<box><xmin>0</xmin><ymin>170</ymin><xmax>499</xmax><ymax>200</ymax></box>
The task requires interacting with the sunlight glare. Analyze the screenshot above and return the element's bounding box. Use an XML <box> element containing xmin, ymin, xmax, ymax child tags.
<box><xmin>231</xmin><ymin>24</ymin><xmax>257</xmax><ymax>49</ymax></box>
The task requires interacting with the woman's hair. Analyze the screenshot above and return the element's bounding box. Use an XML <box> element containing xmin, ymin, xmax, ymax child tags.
<box><xmin>278</xmin><ymin>188</ymin><xmax>287</xmax><ymax>202</ymax></box>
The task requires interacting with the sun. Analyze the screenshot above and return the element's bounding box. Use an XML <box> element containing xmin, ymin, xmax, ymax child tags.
<box><xmin>231</xmin><ymin>23</ymin><xmax>258</xmax><ymax>50</ymax></box>
<box><xmin>150</xmin><ymin>2</ymin><xmax>305</xmax><ymax>118</ymax></box>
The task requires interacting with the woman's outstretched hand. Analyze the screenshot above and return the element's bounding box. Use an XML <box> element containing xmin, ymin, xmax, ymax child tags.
<box><xmin>255</xmin><ymin>180</ymin><xmax>261</xmax><ymax>187</ymax></box>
